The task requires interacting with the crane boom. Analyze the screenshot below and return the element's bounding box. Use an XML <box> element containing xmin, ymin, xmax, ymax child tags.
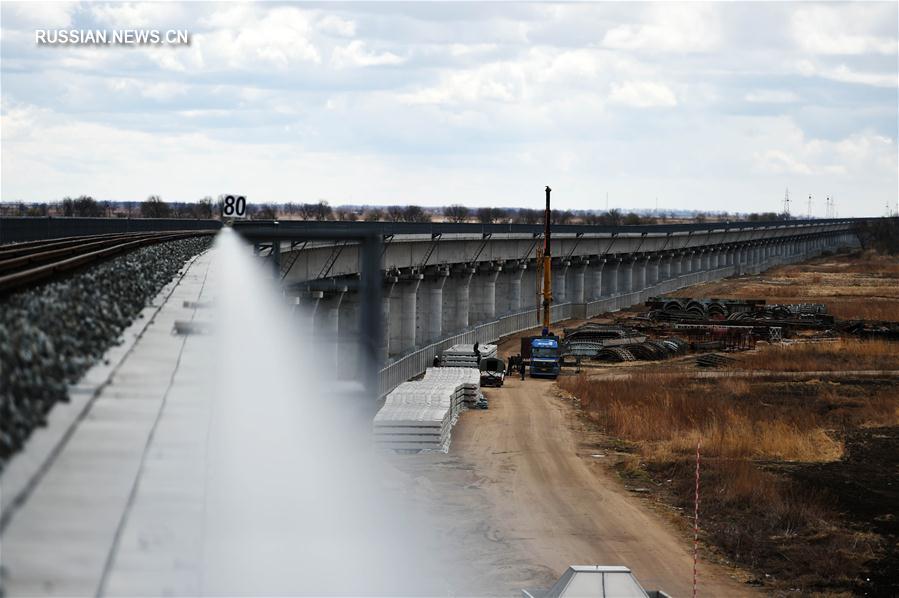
<box><xmin>542</xmin><ymin>186</ymin><xmax>552</xmax><ymax>334</ymax></box>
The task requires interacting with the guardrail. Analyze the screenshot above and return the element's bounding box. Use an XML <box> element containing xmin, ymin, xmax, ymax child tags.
<box><xmin>376</xmin><ymin>250</ymin><xmax>821</xmax><ymax>398</ymax></box>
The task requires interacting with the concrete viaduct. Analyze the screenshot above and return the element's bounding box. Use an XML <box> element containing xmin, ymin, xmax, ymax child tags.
<box><xmin>236</xmin><ymin>218</ymin><xmax>860</xmax><ymax>395</ymax></box>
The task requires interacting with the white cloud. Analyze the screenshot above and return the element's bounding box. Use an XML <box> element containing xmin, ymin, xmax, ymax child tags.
<box><xmin>602</xmin><ymin>3</ymin><xmax>721</xmax><ymax>53</ymax></box>
<box><xmin>796</xmin><ymin>60</ymin><xmax>897</xmax><ymax>88</ymax></box>
<box><xmin>317</xmin><ymin>14</ymin><xmax>356</xmax><ymax>38</ymax></box>
<box><xmin>194</xmin><ymin>7</ymin><xmax>322</xmax><ymax>70</ymax></box>
<box><xmin>791</xmin><ymin>4</ymin><xmax>897</xmax><ymax>55</ymax></box>
<box><xmin>199</xmin><ymin>4</ymin><xmax>257</xmax><ymax>29</ymax></box>
<box><xmin>5</xmin><ymin>1</ymin><xmax>77</xmax><ymax>28</ymax></box>
<box><xmin>608</xmin><ymin>81</ymin><xmax>677</xmax><ymax>108</ymax></box>
<box><xmin>399</xmin><ymin>65</ymin><xmax>518</xmax><ymax>105</ymax></box>
<box><xmin>754</xmin><ymin>149</ymin><xmax>816</xmax><ymax>175</ymax></box>
<box><xmin>92</xmin><ymin>2</ymin><xmax>186</xmax><ymax>29</ymax></box>
<box><xmin>745</xmin><ymin>90</ymin><xmax>800</xmax><ymax>104</ymax></box>
<box><xmin>331</xmin><ymin>41</ymin><xmax>403</xmax><ymax>68</ymax></box>
<box><xmin>1</xmin><ymin>2</ymin><xmax>896</xmax><ymax>215</ymax></box>
<box><xmin>108</xmin><ymin>78</ymin><xmax>189</xmax><ymax>101</ymax></box>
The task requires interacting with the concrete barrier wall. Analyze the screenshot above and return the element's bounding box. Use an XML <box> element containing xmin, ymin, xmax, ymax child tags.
<box><xmin>0</xmin><ymin>217</ymin><xmax>222</xmax><ymax>242</ymax></box>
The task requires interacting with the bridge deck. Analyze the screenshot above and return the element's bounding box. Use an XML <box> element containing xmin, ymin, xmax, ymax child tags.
<box><xmin>1</xmin><ymin>251</ymin><xmax>217</xmax><ymax>596</ymax></box>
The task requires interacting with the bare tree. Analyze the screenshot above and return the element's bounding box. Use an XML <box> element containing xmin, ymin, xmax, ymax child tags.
<box><xmin>194</xmin><ymin>197</ymin><xmax>214</xmax><ymax>219</ymax></box>
<box><xmin>254</xmin><ymin>203</ymin><xmax>278</xmax><ymax>220</ymax></box>
<box><xmin>515</xmin><ymin>208</ymin><xmax>541</xmax><ymax>224</ymax></box>
<box><xmin>402</xmin><ymin>205</ymin><xmax>431</xmax><ymax>222</ymax></box>
<box><xmin>363</xmin><ymin>207</ymin><xmax>384</xmax><ymax>222</ymax></box>
<box><xmin>551</xmin><ymin>209</ymin><xmax>573</xmax><ymax>225</ymax></box>
<box><xmin>476</xmin><ymin>207</ymin><xmax>496</xmax><ymax>224</ymax></box>
<box><xmin>335</xmin><ymin>207</ymin><xmax>359</xmax><ymax>221</ymax></box>
<box><xmin>491</xmin><ymin>207</ymin><xmax>510</xmax><ymax>223</ymax></box>
<box><xmin>300</xmin><ymin>201</ymin><xmax>332</xmax><ymax>220</ymax></box>
<box><xmin>444</xmin><ymin>204</ymin><xmax>470</xmax><ymax>223</ymax></box>
<box><xmin>386</xmin><ymin>206</ymin><xmax>405</xmax><ymax>222</ymax></box>
<box><xmin>141</xmin><ymin>195</ymin><xmax>171</xmax><ymax>218</ymax></box>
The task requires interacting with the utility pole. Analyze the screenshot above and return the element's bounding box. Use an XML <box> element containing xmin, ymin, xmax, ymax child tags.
<box><xmin>807</xmin><ymin>194</ymin><xmax>812</xmax><ymax>219</ymax></box>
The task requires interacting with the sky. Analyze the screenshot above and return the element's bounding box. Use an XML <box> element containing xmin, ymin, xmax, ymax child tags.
<box><xmin>1</xmin><ymin>1</ymin><xmax>897</xmax><ymax>216</ymax></box>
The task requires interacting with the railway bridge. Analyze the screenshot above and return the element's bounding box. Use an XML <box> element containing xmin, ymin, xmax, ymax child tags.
<box><xmin>233</xmin><ymin>218</ymin><xmax>860</xmax><ymax>395</ymax></box>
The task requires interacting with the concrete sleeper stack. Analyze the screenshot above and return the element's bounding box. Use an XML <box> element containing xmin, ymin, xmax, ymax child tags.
<box><xmin>372</xmin><ymin>368</ymin><xmax>483</xmax><ymax>453</ymax></box>
<box><xmin>440</xmin><ymin>343</ymin><xmax>497</xmax><ymax>367</ymax></box>
<box><xmin>422</xmin><ymin>367</ymin><xmax>481</xmax><ymax>404</ymax></box>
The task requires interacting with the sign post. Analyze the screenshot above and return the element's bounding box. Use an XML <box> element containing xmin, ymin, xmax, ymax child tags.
<box><xmin>220</xmin><ymin>194</ymin><xmax>248</xmax><ymax>219</ymax></box>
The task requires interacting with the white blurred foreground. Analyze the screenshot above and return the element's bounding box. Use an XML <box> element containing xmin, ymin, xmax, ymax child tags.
<box><xmin>200</xmin><ymin>229</ymin><xmax>451</xmax><ymax>595</ymax></box>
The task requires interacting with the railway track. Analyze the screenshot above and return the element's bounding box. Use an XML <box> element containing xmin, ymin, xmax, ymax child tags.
<box><xmin>0</xmin><ymin>230</ymin><xmax>216</xmax><ymax>295</ymax></box>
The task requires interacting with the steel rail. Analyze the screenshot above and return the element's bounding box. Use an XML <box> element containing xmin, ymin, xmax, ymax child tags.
<box><xmin>0</xmin><ymin>232</ymin><xmax>198</xmax><ymax>275</ymax></box>
<box><xmin>0</xmin><ymin>232</ymin><xmax>140</xmax><ymax>256</ymax></box>
<box><xmin>0</xmin><ymin>231</ymin><xmax>215</xmax><ymax>295</ymax></box>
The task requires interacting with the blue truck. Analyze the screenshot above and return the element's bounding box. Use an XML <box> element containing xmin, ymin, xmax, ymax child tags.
<box><xmin>528</xmin><ymin>336</ymin><xmax>561</xmax><ymax>378</ymax></box>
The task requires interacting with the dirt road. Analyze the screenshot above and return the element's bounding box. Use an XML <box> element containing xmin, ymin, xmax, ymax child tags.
<box><xmin>388</xmin><ymin>330</ymin><xmax>756</xmax><ymax>596</ymax></box>
<box><xmin>451</xmin><ymin>378</ymin><xmax>750</xmax><ymax>596</ymax></box>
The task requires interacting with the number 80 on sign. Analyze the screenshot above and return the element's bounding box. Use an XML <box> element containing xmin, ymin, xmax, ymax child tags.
<box><xmin>220</xmin><ymin>195</ymin><xmax>247</xmax><ymax>218</ymax></box>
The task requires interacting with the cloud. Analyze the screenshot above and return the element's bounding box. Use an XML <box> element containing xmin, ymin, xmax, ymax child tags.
<box><xmin>317</xmin><ymin>14</ymin><xmax>357</xmax><ymax>38</ymax></box>
<box><xmin>602</xmin><ymin>3</ymin><xmax>721</xmax><ymax>53</ymax></box>
<box><xmin>754</xmin><ymin>149</ymin><xmax>817</xmax><ymax>175</ymax></box>
<box><xmin>107</xmin><ymin>78</ymin><xmax>189</xmax><ymax>101</ymax></box>
<box><xmin>745</xmin><ymin>90</ymin><xmax>800</xmax><ymax>104</ymax></box>
<box><xmin>4</xmin><ymin>1</ymin><xmax>78</xmax><ymax>28</ymax></box>
<box><xmin>194</xmin><ymin>7</ymin><xmax>322</xmax><ymax>70</ymax></box>
<box><xmin>92</xmin><ymin>2</ymin><xmax>187</xmax><ymax>28</ymax></box>
<box><xmin>0</xmin><ymin>2</ymin><xmax>896</xmax><ymax>215</ymax></box>
<box><xmin>608</xmin><ymin>81</ymin><xmax>677</xmax><ymax>108</ymax></box>
<box><xmin>791</xmin><ymin>4</ymin><xmax>897</xmax><ymax>55</ymax></box>
<box><xmin>331</xmin><ymin>41</ymin><xmax>403</xmax><ymax>68</ymax></box>
<box><xmin>796</xmin><ymin>60</ymin><xmax>898</xmax><ymax>88</ymax></box>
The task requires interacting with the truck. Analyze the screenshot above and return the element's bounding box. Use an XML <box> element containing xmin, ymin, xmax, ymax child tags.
<box><xmin>479</xmin><ymin>357</ymin><xmax>506</xmax><ymax>387</ymax></box>
<box><xmin>529</xmin><ymin>336</ymin><xmax>561</xmax><ymax>378</ymax></box>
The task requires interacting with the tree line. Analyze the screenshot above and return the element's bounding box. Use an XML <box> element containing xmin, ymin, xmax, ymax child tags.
<box><xmin>1</xmin><ymin>196</ymin><xmax>794</xmax><ymax>225</ymax></box>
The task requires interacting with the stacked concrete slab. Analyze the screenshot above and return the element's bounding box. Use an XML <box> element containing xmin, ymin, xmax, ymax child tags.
<box><xmin>373</xmin><ymin>368</ymin><xmax>482</xmax><ymax>452</ymax></box>
<box><xmin>422</xmin><ymin>367</ymin><xmax>481</xmax><ymax>405</ymax></box>
<box><xmin>441</xmin><ymin>343</ymin><xmax>498</xmax><ymax>367</ymax></box>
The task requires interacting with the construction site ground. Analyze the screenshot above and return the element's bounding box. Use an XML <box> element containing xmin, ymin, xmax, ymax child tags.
<box><xmin>392</xmin><ymin>249</ymin><xmax>898</xmax><ymax>597</ymax></box>
<box><xmin>392</xmin><ymin>332</ymin><xmax>754</xmax><ymax>597</ymax></box>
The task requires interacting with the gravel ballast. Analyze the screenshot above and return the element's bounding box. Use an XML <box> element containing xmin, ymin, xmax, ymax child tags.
<box><xmin>0</xmin><ymin>236</ymin><xmax>213</xmax><ymax>470</ymax></box>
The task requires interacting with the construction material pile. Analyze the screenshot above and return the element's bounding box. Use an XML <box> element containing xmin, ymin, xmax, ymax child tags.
<box><xmin>440</xmin><ymin>343</ymin><xmax>497</xmax><ymax>367</ymax></box>
<box><xmin>593</xmin><ymin>338</ymin><xmax>688</xmax><ymax>362</ymax></box>
<box><xmin>422</xmin><ymin>367</ymin><xmax>481</xmax><ymax>404</ymax></box>
<box><xmin>373</xmin><ymin>368</ymin><xmax>481</xmax><ymax>453</ymax></box>
<box><xmin>562</xmin><ymin>323</ymin><xmax>646</xmax><ymax>358</ymax></box>
<box><xmin>696</xmin><ymin>353</ymin><xmax>736</xmax><ymax>368</ymax></box>
<box><xmin>645</xmin><ymin>296</ymin><xmax>834</xmax><ymax>325</ymax></box>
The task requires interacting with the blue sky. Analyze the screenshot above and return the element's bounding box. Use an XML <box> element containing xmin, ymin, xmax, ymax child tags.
<box><xmin>1</xmin><ymin>1</ymin><xmax>896</xmax><ymax>216</ymax></box>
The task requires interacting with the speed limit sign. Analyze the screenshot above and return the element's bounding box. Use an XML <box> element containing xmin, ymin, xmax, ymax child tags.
<box><xmin>220</xmin><ymin>194</ymin><xmax>247</xmax><ymax>218</ymax></box>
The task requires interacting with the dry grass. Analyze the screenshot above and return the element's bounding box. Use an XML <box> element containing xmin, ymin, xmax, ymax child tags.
<box><xmin>735</xmin><ymin>339</ymin><xmax>899</xmax><ymax>372</ymax></box>
<box><xmin>562</xmin><ymin>372</ymin><xmax>898</xmax><ymax>592</ymax></box>
<box><xmin>645</xmin><ymin>458</ymin><xmax>883</xmax><ymax>590</ymax></box>
<box><xmin>561</xmin><ymin>372</ymin><xmax>899</xmax><ymax>462</ymax></box>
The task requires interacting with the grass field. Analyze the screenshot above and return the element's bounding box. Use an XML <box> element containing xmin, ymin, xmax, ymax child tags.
<box><xmin>734</xmin><ymin>338</ymin><xmax>899</xmax><ymax>372</ymax></box>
